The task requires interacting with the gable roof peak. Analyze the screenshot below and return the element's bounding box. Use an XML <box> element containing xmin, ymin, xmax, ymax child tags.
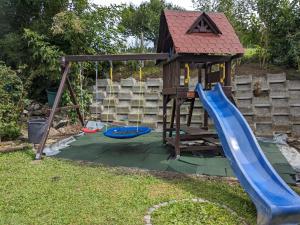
<box><xmin>187</xmin><ymin>12</ymin><xmax>222</xmax><ymax>35</ymax></box>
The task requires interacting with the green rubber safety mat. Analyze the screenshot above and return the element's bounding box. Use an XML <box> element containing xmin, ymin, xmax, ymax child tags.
<box><xmin>54</xmin><ymin>132</ymin><xmax>296</xmax><ymax>184</ymax></box>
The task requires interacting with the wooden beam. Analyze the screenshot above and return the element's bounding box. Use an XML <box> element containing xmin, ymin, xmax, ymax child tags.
<box><xmin>35</xmin><ymin>63</ymin><xmax>71</xmax><ymax>160</ymax></box>
<box><xmin>162</xmin><ymin>95</ymin><xmax>168</xmax><ymax>144</ymax></box>
<box><xmin>187</xmin><ymin>99</ymin><xmax>194</xmax><ymax>127</ymax></box>
<box><xmin>169</xmin><ymin>99</ymin><xmax>176</xmax><ymax>137</ymax></box>
<box><xmin>225</xmin><ymin>60</ymin><xmax>232</xmax><ymax>86</ymax></box>
<box><xmin>175</xmin><ymin>98</ymin><xmax>181</xmax><ymax>157</ymax></box>
<box><xmin>63</xmin><ymin>53</ymin><xmax>169</xmax><ymax>63</ymax></box>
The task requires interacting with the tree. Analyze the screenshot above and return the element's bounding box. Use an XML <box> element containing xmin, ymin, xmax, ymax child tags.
<box><xmin>192</xmin><ymin>0</ymin><xmax>261</xmax><ymax>46</ymax></box>
<box><xmin>257</xmin><ymin>0</ymin><xmax>300</xmax><ymax>67</ymax></box>
<box><xmin>120</xmin><ymin>0</ymin><xmax>182</xmax><ymax>51</ymax></box>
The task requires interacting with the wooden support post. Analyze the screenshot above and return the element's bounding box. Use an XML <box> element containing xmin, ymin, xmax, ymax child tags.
<box><xmin>169</xmin><ymin>99</ymin><xmax>176</xmax><ymax>137</ymax></box>
<box><xmin>162</xmin><ymin>95</ymin><xmax>168</xmax><ymax>144</ymax></box>
<box><xmin>175</xmin><ymin>98</ymin><xmax>181</xmax><ymax>157</ymax></box>
<box><xmin>225</xmin><ymin>60</ymin><xmax>232</xmax><ymax>86</ymax></box>
<box><xmin>66</xmin><ymin>77</ymin><xmax>84</xmax><ymax>126</ymax></box>
<box><xmin>187</xmin><ymin>99</ymin><xmax>194</xmax><ymax>127</ymax></box>
<box><xmin>203</xmin><ymin>65</ymin><xmax>209</xmax><ymax>130</ymax></box>
<box><xmin>35</xmin><ymin>63</ymin><xmax>71</xmax><ymax>160</ymax></box>
<box><xmin>198</xmin><ymin>67</ymin><xmax>202</xmax><ymax>84</ymax></box>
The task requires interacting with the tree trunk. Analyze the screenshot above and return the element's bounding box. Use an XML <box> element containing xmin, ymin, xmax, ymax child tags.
<box><xmin>140</xmin><ymin>32</ymin><xmax>144</xmax><ymax>53</ymax></box>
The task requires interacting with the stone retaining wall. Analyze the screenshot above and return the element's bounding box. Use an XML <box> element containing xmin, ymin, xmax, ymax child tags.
<box><xmin>90</xmin><ymin>73</ymin><xmax>300</xmax><ymax>137</ymax></box>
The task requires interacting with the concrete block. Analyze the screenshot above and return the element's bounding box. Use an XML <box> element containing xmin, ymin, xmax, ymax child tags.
<box><xmin>237</xmin><ymin>98</ymin><xmax>252</xmax><ymax>108</ymax></box>
<box><xmin>291</xmin><ymin>116</ymin><xmax>300</xmax><ymax>123</ymax></box>
<box><xmin>239</xmin><ymin>106</ymin><xmax>254</xmax><ymax>115</ymax></box>
<box><xmin>256</xmin><ymin>122</ymin><xmax>273</xmax><ymax>137</ymax></box>
<box><xmin>235</xmin><ymin>90</ymin><xmax>252</xmax><ymax>99</ymax></box>
<box><xmin>255</xmin><ymin>116</ymin><xmax>272</xmax><ymax>123</ymax></box>
<box><xmin>158</xmin><ymin>100</ymin><xmax>172</xmax><ymax>109</ymax></box>
<box><xmin>118</xmin><ymin>90</ymin><xmax>133</xmax><ymax>100</ymax></box>
<box><xmin>235</xmin><ymin>75</ymin><xmax>252</xmax><ymax>84</ymax></box>
<box><xmin>292</xmin><ymin>124</ymin><xmax>300</xmax><ymax>137</ymax></box>
<box><xmin>89</xmin><ymin>103</ymin><xmax>103</xmax><ymax>114</ymax></box>
<box><xmin>236</xmin><ymin>83</ymin><xmax>252</xmax><ymax>91</ymax></box>
<box><xmin>101</xmin><ymin>111</ymin><xmax>117</xmax><ymax>122</ymax></box>
<box><xmin>93</xmin><ymin>85</ymin><xmax>106</xmax><ymax>92</ymax></box>
<box><xmin>144</xmin><ymin>91</ymin><xmax>160</xmax><ymax>100</ymax></box>
<box><xmin>191</xmin><ymin>114</ymin><xmax>202</xmax><ymax>123</ymax></box>
<box><xmin>272</xmin><ymin>115</ymin><xmax>290</xmax><ymax>125</ymax></box>
<box><xmin>145</xmin><ymin>101</ymin><xmax>159</xmax><ymax>107</ymax></box>
<box><xmin>132</xmin><ymin>82</ymin><xmax>147</xmax><ymax>93</ymax></box>
<box><xmin>267</xmin><ymin>73</ymin><xmax>286</xmax><ymax>83</ymax></box>
<box><xmin>254</xmin><ymin>105</ymin><xmax>271</xmax><ymax>117</ymax></box>
<box><xmin>273</xmin><ymin>124</ymin><xmax>291</xmax><ymax>134</ymax></box>
<box><xmin>270</xmin><ymin>90</ymin><xmax>288</xmax><ymax>98</ymax></box>
<box><xmin>128</xmin><ymin>110</ymin><xmax>144</xmax><ymax>122</ymax></box>
<box><xmin>287</xmin><ymin>80</ymin><xmax>300</xmax><ymax>90</ymax></box>
<box><xmin>113</xmin><ymin>114</ymin><xmax>127</xmax><ymax>122</ymax></box>
<box><xmin>144</xmin><ymin>106</ymin><xmax>159</xmax><ymax>115</ymax></box>
<box><xmin>253</xmin><ymin>77</ymin><xmax>269</xmax><ymax>91</ymax></box>
<box><xmin>194</xmin><ymin>100</ymin><xmax>203</xmax><ymax>108</ymax></box>
<box><xmin>272</xmin><ymin>107</ymin><xmax>290</xmax><ymax>115</ymax></box>
<box><xmin>269</xmin><ymin>82</ymin><xmax>286</xmax><ymax>92</ymax></box>
<box><xmin>146</xmin><ymin>78</ymin><xmax>163</xmax><ymax>87</ymax></box>
<box><xmin>253</xmin><ymin>96</ymin><xmax>270</xmax><ymax>106</ymax></box>
<box><xmin>116</xmin><ymin>105</ymin><xmax>131</xmax><ymax>114</ymax></box>
<box><xmin>103</xmin><ymin>107</ymin><xmax>116</xmax><ymax>113</ymax></box>
<box><xmin>180</xmin><ymin>106</ymin><xmax>189</xmax><ymax>115</ymax></box>
<box><xmin>180</xmin><ymin>115</ymin><xmax>187</xmax><ymax>124</ymax></box>
<box><xmin>106</xmin><ymin>84</ymin><xmax>121</xmax><ymax>94</ymax></box>
<box><xmin>103</xmin><ymin>97</ymin><xmax>118</xmax><ymax>107</ymax></box>
<box><xmin>290</xmin><ymin>106</ymin><xmax>300</xmax><ymax>117</ymax></box>
<box><xmin>289</xmin><ymin>90</ymin><xmax>300</xmax><ymax>100</ymax></box>
<box><xmin>272</xmin><ymin>97</ymin><xmax>288</xmax><ymax>107</ymax></box>
<box><xmin>141</xmin><ymin>116</ymin><xmax>158</xmax><ymax>129</ymax></box>
<box><xmin>131</xmin><ymin>98</ymin><xmax>145</xmax><ymax>107</ymax></box>
<box><xmin>120</xmin><ymin>77</ymin><xmax>136</xmax><ymax>87</ymax></box>
<box><xmin>269</xmin><ymin>82</ymin><xmax>287</xmax><ymax>98</ymax></box>
<box><xmin>93</xmin><ymin>91</ymin><xmax>106</xmax><ymax>101</ymax></box>
<box><xmin>157</xmin><ymin>109</ymin><xmax>171</xmax><ymax>121</ymax></box>
<box><xmin>272</xmin><ymin>97</ymin><xmax>289</xmax><ymax>115</ymax></box>
<box><xmin>97</xmin><ymin>78</ymin><xmax>110</xmax><ymax>87</ymax></box>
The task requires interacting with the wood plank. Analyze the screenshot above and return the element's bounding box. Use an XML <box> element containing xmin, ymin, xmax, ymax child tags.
<box><xmin>181</xmin><ymin>145</ymin><xmax>222</xmax><ymax>152</ymax></box>
<box><xmin>207</xmin><ymin>71</ymin><xmax>221</xmax><ymax>83</ymax></box>
<box><xmin>63</xmin><ymin>53</ymin><xmax>169</xmax><ymax>63</ymax></box>
<box><xmin>166</xmin><ymin>137</ymin><xmax>222</xmax><ymax>152</ymax></box>
<box><xmin>181</xmin><ymin>126</ymin><xmax>217</xmax><ymax>136</ymax></box>
<box><xmin>36</xmin><ymin>63</ymin><xmax>71</xmax><ymax>160</ymax></box>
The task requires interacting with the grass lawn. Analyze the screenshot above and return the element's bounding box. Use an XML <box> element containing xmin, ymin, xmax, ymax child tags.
<box><xmin>0</xmin><ymin>150</ymin><xmax>258</xmax><ymax>225</ymax></box>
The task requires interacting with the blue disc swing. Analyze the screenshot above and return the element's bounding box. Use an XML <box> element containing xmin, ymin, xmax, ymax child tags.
<box><xmin>103</xmin><ymin>61</ymin><xmax>151</xmax><ymax>139</ymax></box>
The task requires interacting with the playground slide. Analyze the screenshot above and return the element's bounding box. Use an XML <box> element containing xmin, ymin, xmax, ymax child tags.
<box><xmin>195</xmin><ymin>83</ymin><xmax>300</xmax><ymax>225</ymax></box>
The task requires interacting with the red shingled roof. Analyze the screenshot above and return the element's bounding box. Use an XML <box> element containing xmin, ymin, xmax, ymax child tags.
<box><xmin>159</xmin><ymin>10</ymin><xmax>244</xmax><ymax>55</ymax></box>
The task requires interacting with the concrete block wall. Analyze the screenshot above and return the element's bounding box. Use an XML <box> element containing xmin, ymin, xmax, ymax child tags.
<box><xmin>234</xmin><ymin>73</ymin><xmax>300</xmax><ymax>136</ymax></box>
<box><xmin>90</xmin><ymin>74</ymin><xmax>300</xmax><ymax>137</ymax></box>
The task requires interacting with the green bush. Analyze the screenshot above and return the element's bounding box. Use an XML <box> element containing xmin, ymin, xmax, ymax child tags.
<box><xmin>242</xmin><ymin>48</ymin><xmax>259</xmax><ymax>63</ymax></box>
<box><xmin>0</xmin><ymin>63</ymin><xmax>23</xmax><ymax>141</ymax></box>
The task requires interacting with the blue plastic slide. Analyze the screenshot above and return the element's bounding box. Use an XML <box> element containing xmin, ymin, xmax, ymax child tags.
<box><xmin>195</xmin><ymin>83</ymin><xmax>300</xmax><ymax>225</ymax></box>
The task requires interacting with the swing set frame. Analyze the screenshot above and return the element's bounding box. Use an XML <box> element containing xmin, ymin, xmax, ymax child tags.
<box><xmin>35</xmin><ymin>53</ymin><xmax>169</xmax><ymax>160</ymax></box>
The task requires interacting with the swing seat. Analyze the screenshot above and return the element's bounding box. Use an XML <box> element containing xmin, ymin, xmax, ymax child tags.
<box><xmin>104</xmin><ymin>126</ymin><xmax>151</xmax><ymax>139</ymax></box>
<box><xmin>82</xmin><ymin>127</ymin><xmax>100</xmax><ymax>133</ymax></box>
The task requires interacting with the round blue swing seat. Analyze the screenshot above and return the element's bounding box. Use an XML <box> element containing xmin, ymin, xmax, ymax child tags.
<box><xmin>103</xmin><ymin>126</ymin><xmax>151</xmax><ymax>139</ymax></box>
